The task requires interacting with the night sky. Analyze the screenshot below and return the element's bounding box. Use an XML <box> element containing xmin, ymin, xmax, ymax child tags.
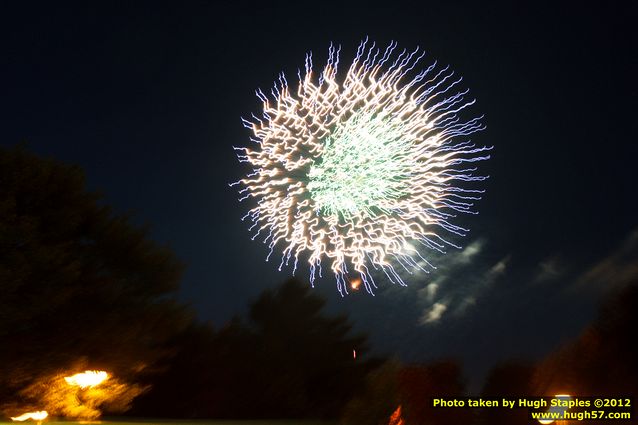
<box><xmin>3</xmin><ymin>2</ymin><xmax>637</xmax><ymax>391</ymax></box>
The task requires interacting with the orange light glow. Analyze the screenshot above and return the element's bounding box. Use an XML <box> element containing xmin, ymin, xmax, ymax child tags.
<box><xmin>350</xmin><ymin>277</ymin><xmax>362</xmax><ymax>291</ymax></box>
<box><xmin>10</xmin><ymin>411</ymin><xmax>48</xmax><ymax>422</ymax></box>
<box><xmin>389</xmin><ymin>405</ymin><xmax>405</xmax><ymax>425</ymax></box>
<box><xmin>64</xmin><ymin>370</ymin><xmax>108</xmax><ymax>388</ymax></box>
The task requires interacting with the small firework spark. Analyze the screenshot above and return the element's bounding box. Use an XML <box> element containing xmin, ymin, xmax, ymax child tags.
<box><xmin>233</xmin><ymin>38</ymin><xmax>490</xmax><ymax>294</ymax></box>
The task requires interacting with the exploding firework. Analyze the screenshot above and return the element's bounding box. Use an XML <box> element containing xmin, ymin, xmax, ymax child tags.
<box><xmin>233</xmin><ymin>39</ymin><xmax>491</xmax><ymax>294</ymax></box>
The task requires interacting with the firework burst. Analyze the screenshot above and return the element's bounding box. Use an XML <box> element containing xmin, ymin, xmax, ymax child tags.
<box><xmin>232</xmin><ymin>39</ymin><xmax>491</xmax><ymax>294</ymax></box>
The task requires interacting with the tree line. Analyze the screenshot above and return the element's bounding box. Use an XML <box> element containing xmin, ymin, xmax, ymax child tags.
<box><xmin>1</xmin><ymin>145</ymin><xmax>636</xmax><ymax>424</ymax></box>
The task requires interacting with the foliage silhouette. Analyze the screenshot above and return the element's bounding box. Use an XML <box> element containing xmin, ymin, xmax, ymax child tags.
<box><xmin>531</xmin><ymin>282</ymin><xmax>638</xmax><ymax>397</ymax></box>
<box><xmin>476</xmin><ymin>361</ymin><xmax>535</xmax><ymax>425</ymax></box>
<box><xmin>341</xmin><ymin>359</ymin><xmax>470</xmax><ymax>425</ymax></box>
<box><xmin>0</xmin><ymin>145</ymin><xmax>191</xmax><ymax>416</ymax></box>
<box><xmin>134</xmin><ymin>279</ymin><xmax>376</xmax><ymax>419</ymax></box>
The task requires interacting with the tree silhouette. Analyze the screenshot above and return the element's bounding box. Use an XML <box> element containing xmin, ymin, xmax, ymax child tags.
<box><xmin>341</xmin><ymin>359</ymin><xmax>470</xmax><ymax>425</ymax></box>
<box><xmin>133</xmin><ymin>279</ymin><xmax>375</xmax><ymax>419</ymax></box>
<box><xmin>477</xmin><ymin>361</ymin><xmax>535</xmax><ymax>425</ymax></box>
<box><xmin>249</xmin><ymin>279</ymin><xmax>372</xmax><ymax>418</ymax></box>
<box><xmin>398</xmin><ymin>361</ymin><xmax>470</xmax><ymax>425</ymax></box>
<box><xmin>0</xmin><ymin>145</ymin><xmax>191</xmax><ymax>414</ymax></box>
<box><xmin>531</xmin><ymin>282</ymin><xmax>638</xmax><ymax>397</ymax></box>
<box><xmin>340</xmin><ymin>359</ymin><xmax>402</xmax><ymax>425</ymax></box>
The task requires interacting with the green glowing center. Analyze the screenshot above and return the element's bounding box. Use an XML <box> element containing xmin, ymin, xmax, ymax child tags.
<box><xmin>307</xmin><ymin>111</ymin><xmax>413</xmax><ymax>219</ymax></box>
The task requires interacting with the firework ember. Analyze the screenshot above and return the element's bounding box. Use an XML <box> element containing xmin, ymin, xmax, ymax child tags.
<box><xmin>233</xmin><ymin>38</ymin><xmax>490</xmax><ymax>294</ymax></box>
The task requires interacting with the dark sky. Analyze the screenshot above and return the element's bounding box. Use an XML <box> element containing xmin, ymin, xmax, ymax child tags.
<box><xmin>3</xmin><ymin>1</ymin><xmax>637</xmax><ymax>391</ymax></box>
